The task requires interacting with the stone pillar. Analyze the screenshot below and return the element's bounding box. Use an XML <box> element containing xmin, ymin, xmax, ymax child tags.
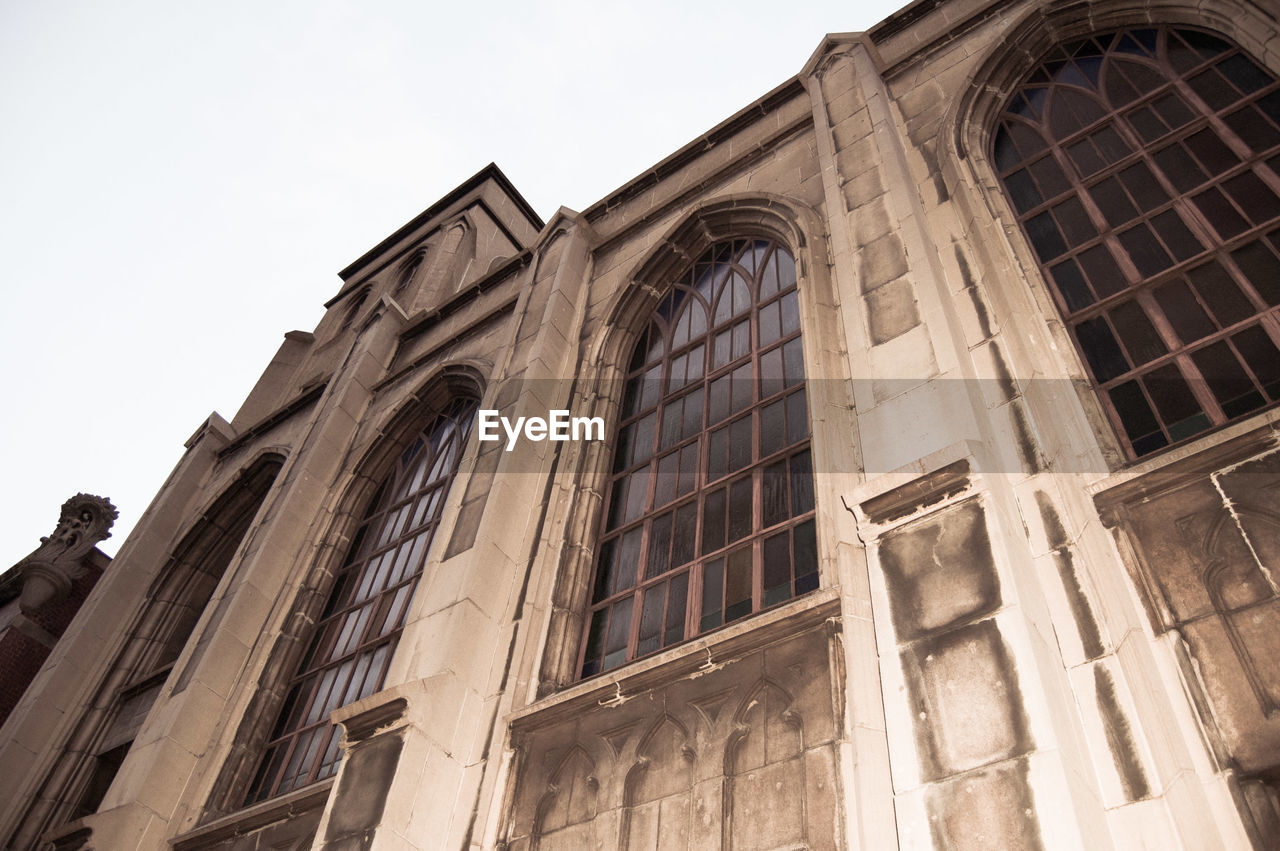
<box><xmin>328</xmin><ymin>212</ymin><xmax>596</xmax><ymax>850</ymax></box>
<box><xmin>84</xmin><ymin>300</ymin><xmax>411</xmax><ymax>849</ymax></box>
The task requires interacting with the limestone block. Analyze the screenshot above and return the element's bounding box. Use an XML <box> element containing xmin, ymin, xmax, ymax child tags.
<box><xmin>878</xmin><ymin>500</ymin><xmax>1001</xmax><ymax>642</ymax></box>
<box><xmin>858</xmin><ymin>232</ymin><xmax>909</xmax><ymax>295</ymax></box>
<box><xmin>900</xmin><ymin>619</ymin><xmax>1034</xmax><ymax>780</ymax></box>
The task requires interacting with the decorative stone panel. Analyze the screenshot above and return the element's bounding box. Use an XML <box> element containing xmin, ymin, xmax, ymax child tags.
<box><xmin>502</xmin><ymin>605</ymin><xmax>842</xmax><ymax>850</ymax></box>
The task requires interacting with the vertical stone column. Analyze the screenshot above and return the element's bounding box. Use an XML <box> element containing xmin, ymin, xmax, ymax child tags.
<box><xmin>82</xmin><ymin>299</ymin><xmax>411</xmax><ymax>849</ymax></box>
<box><xmin>807</xmin><ymin>35</ymin><xmax>1129</xmax><ymax>850</ymax></box>
<box><xmin>335</xmin><ymin>212</ymin><xmax>596</xmax><ymax>850</ymax></box>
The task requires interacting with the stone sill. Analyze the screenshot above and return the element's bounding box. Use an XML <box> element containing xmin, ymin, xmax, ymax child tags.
<box><xmin>1092</xmin><ymin>411</ymin><xmax>1280</xmax><ymax>510</ymax></box>
<box><xmin>171</xmin><ymin>779</ymin><xmax>333</xmax><ymax>850</ymax></box>
<box><xmin>509</xmin><ymin>588</ymin><xmax>841</xmax><ymax>731</ymax></box>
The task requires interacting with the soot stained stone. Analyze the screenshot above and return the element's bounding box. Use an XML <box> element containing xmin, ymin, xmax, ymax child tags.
<box><xmin>901</xmin><ymin>619</ymin><xmax>1034</xmax><ymax>779</ymax></box>
<box><xmin>879</xmin><ymin>500</ymin><xmax>1001</xmax><ymax>641</ymax></box>
<box><xmin>322</xmin><ymin>733</ymin><xmax>405</xmax><ymax>848</ymax></box>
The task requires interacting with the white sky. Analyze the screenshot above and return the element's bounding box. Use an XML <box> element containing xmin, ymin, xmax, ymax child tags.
<box><xmin>1</xmin><ymin>0</ymin><xmax>907</xmax><ymax>561</ymax></box>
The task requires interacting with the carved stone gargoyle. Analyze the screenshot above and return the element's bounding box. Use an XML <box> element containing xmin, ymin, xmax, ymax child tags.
<box><xmin>17</xmin><ymin>494</ymin><xmax>117</xmax><ymax>615</ymax></box>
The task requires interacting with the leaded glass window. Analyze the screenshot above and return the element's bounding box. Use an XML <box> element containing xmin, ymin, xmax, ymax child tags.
<box><xmin>579</xmin><ymin>239</ymin><xmax>817</xmax><ymax>678</ymax></box>
<box><xmin>994</xmin><ymin>27</ymin><xmax>1280</xmax><ymax>456</ymax></box>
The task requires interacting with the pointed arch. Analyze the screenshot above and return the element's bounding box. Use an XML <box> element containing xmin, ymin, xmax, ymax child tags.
<box><xmin>955</xmin><ymin>8</ymin><xmax>1280</xmax><ymax>459</ymax></box>
<box><xmin>578</xmin><ymin>232</ymin><xmax>819</xmax><ymax>678</ymax></box>
<box><xmin>724</xmin><ymin>678</ymin><xmax>807</xmax><ymax>850</ymax></box>
<box><xmin>231</xmin><ymin>367</ymin><xmax>483</xmax><ymax>805</ymax></box>
<box><xmin>534</xmin><ymin>745</ymin><xmax>601</xmax><ymax>849</ymax></box>
<box><xmin>621</xmin><ymin>714</ymin><xmax>696</xmax><ymax>850</ymax></box>
<box><xmin>1202</xmin><ymin>506</ymin><xmax>1280</xmax><ymax>713</ymax></box>
<box><xmin>11</xmin><ymin>452</ymin><xmax>286</xmax><ymax>838</ymax></box>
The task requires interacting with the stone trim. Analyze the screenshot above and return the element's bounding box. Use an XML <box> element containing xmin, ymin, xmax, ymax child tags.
<box><xmin>860</xmin><ymin>458</ymin><xmax>971</xmax><ymax>524</ymax></box>
<box><xmin>512</xmin><ymin>590</ymin><xmax>840</xmax><ymax>732</ymax></box>
<box><xmin>171</xmin><ymin>780</ymin><xmax>333</xmax><ymax>850</ymax></box>
<box><xmin>1092</xmin><ymin>414</ymin><xmax>1280</xmax><ymax>515</ymax></box>
<box><xmin>332</xmin><ymin>696</ymin><xmax>409</xmax><ymax>744</ymax></box>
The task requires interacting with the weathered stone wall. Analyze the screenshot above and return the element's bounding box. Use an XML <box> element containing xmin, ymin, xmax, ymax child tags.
<box><xmin>502</xmin><ymin>612</ymin><xmax>842</xmax><ymax>850</ymax></box>
<box><xmin>6</xmin><ymin>1</ymin><xmax>1280</xmax><ymax>849</ymax></box>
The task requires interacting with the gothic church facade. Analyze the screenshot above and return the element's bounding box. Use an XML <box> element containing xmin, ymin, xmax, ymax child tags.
<box><xmin>4</xmin><ymin>0</ymin><xmax>1280</xmax><ymax>847</ymax></box>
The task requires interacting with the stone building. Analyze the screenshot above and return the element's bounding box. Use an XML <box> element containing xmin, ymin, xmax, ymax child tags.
<box><xmin>3</xmin><ymin>0</ymin><xmax>1280</xmax><ymax>847</ymax></box>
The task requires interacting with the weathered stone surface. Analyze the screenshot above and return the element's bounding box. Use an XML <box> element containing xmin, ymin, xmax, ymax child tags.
<box><xmin>1100</xmin><ymin>442</ymin><xmax>1280</xmax><ymax>775</ymax></box>
<box><xmin>925</xmin><ymin>758</ymin><xmax>1043</xmax><ymax>851</ymax></box>
<box><xmin>879</xmin><ymin>500</ymin><xmax>1000</xmax><ymax>641</ymax></box>
<box><xmin>503</xmin><ymin>622</ymin><xmax>841</xmax><ymax>850</ymax></box>
<box><xmin>865</xmin><ymin>278</ymin><xmax>921</xmax><ymax>344</ymax></box>
<box><xmin>322</xmin><ymin>734</ymin><xmax>404</xmax><ymax>848</ymax></box>
<box><xmin>901</xmin><ymin>619</ymin><xmax>1033</xmax><ymax>779</ymax></box>
<box><xmin>859</xmin><ymin>232</ymin><xmax>908</xmax><ymax>294</ymax></box>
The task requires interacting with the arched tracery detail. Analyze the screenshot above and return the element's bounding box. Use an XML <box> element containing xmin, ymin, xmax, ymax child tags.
<box><xmin>579</xmin><ymin>238</ymin><xmax>817</xmax><ymax>679</ymax></box>
<box><xmin>534</xmin><ymin>746</ymin><xmax>600</xmax><ymax>850</ymax></box>
<box><xmin>1203</xmin><ymin>508</ymin><xmax>1280</xmax><ymax>713</ymax></box>
<box><xmin>993</xmin><ymin>26</ymin><xmax>1280</xmax><ymax>456</ymax></box>
<box><xmin>244</xmin><ymin>397</ymin><xmax>477</xmax><ymax>803</ymax></box>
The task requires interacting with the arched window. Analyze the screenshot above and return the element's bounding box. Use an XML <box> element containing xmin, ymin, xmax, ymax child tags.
<box><xmin>993</xmin><ymin>27</ymin><xmax>1280</xmax><ymax>456</ymax></box>
<box><xmin>394</xmin><ymin>249</ymin><xmax>426</xmax><ymax>296</ymax></box>
<box><xmin>244</xmin><ymin>397</ymin><xmax>477</xmax><ymax>802</ymax></box>
<box><xmin>579</xmin><ymin>239</ymin><xmax>817</xmax><ymax>679</ymax></box>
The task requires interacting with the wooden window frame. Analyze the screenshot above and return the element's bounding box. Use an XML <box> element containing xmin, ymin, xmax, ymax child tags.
<box><xmin>993</xmin><ymin>26</ymin><xmax>1280</xmax><ymax>457</ymax></box>
<box><xmin>578</xmin><ymin>238</ymin><xmax>818</xmax><ymax>679</ymax></box>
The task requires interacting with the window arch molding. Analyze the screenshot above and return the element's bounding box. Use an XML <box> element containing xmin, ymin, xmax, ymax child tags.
<box><xmin>952</xmin><ymin>0</ymin><xmax>1278</xmax><ymax>162</ymax></box>
<box><xmin>533</xmin><ymin>194</ymin><xmax>850</xmax><ymax>693</ymax></box>
<box><xmin>203</xmin><ymin>365</ymin><xmax>485</xmax><ymax>817</ymax></box>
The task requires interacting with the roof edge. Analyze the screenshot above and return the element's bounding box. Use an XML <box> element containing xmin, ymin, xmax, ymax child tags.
<box><xmin>339</xmin><ymin>163</ymin><xmax>545</xmax><ymax>282</ymax></box>
<box><xmin>581</xmin><ymin>75</ymin><xmax>808</xmax><ymax>222</ymax></box>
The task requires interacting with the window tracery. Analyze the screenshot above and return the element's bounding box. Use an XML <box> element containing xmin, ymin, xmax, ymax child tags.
<box><xmin>993</xmin><ymin>26</ymin><xmax>1280</xmax><ymax>456</ymax></box>
<box><xmin>579</xmin><ymin>238</ymin><xmax>817</xmax><ymax>678</ymax></box>
<box><xmin>244</xmin><ymin>397</ymin><xmax>476</xmax><ymax>802</ymax></box>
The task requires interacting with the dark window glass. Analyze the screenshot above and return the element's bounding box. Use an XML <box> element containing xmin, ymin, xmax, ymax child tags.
<box><xmin>1109</xmin><ymin>300</ymin><xmax>1167</xmax><ymax>364</ymax></box>
<box><xmin>1232</xmin><ymin>326</ymin><xmax>1280</xmax><ymax>398</ymax></box>
<box><xmin>1232</xmin><ymin>240</ymin><xmax>1280</xmax><ymax>305</ymax></box>
<box><xmin>1224</xmin><ymin>104</ymin><xmax>1280</xmax><ymax>151</ymax></box>
<box><xmin>1154</xmin><ymin>279</ymin><xmax>1216</xmax><ymax>343</ymax></box>
<box><xmin>1051</xmin><ymin>259</ymin><xmax>1095</xmax><ymax>311</ymax></box>
<box><xmin>1076</xmin><ymin>316</ymin><xmax>1130</xmax><ymax>382</ymax></box>
<box><xmin>1153</xmin><ymin>141</ymin><xmax>1210</xmax><ymax>192</ymax></box>
<box><xmin>1192</xmin><ymin>340</ymin><xmax>1266</xmax><ymax>417</ymax></box>
<box><xmin>581</xmin><ymin>240</ymin><xmax>818</xmax><ymax>677</ymax></box>
<box><xmin>995</xmin><ymin>26</ymin><xmax>1280</xmax><ymax>457</ymax></box>
<box><xmin>245</xmin><ymin>398</ymin><xmax>477</xmax><ymax>803</ymax></box>
<box><xmin>1193</xmin><ymin>187</ymin><xmax>1251</xmax><ymax>238</ymax></box>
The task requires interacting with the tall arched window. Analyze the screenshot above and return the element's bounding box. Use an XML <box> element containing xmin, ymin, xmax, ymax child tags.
<box><xmin>994</xmin><ymin>27</ymin><xmax>1280</xmax><ymax>457</ymax></box>
<box><xmin>245</xmin><ymin>397</ymin><xmax>477</xmax><ymax>802</ymax></box>
<box><xmin>580</xmin><ymin>239</ymin><xmax>817</xmax><ymax>679</ymax></box>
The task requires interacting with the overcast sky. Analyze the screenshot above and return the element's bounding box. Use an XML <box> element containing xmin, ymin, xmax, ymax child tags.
<box><xmin>1</xmin><ymin>0</ymin><xmax>906</xmax><ymax>562</ymax></box>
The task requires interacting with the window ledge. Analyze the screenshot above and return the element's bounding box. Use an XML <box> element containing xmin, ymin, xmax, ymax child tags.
<box><xmin>510</xmin><ymin>588</ymin><xmax>840</xmax><ymax>731</ymax></box>
<box><xmin>171</xmin><ymin>779</ymin><xmax>333</xmax><ymax>850</ymax></box>
<box><xmin>1092</xmin><ymin>411</ymin><xmax>1280</xmax><ymax>512</ymax></box>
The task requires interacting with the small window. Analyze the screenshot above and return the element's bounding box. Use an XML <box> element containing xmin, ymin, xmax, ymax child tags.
<box><xmin>394</xmin><ymin>250</ymin><xmax>426</xmax><ymax>296</ymax></box>
<box><xmin>340</xmin><ymin>287</ymin><xmax>371</xmax><ymax>330</ymax></box>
